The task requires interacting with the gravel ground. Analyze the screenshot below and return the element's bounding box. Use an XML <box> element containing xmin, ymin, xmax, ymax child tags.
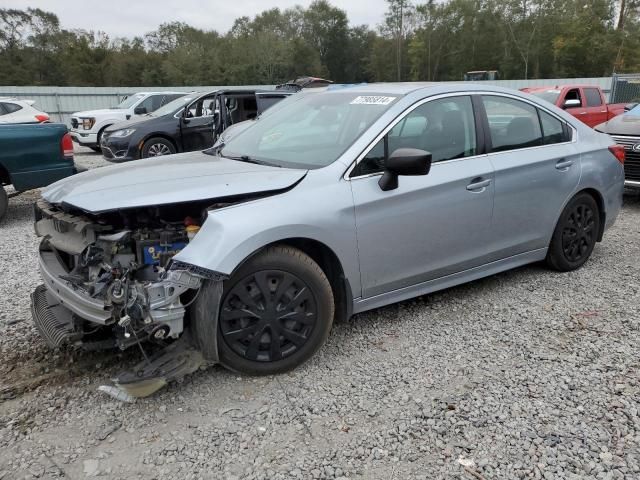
<box><xmin>0</xmin><ymin>148</ymin><xmax>639</xmax><ymax>479</ymax></box>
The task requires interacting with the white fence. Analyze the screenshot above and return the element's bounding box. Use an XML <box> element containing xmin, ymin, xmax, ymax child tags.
<box><xmin>0</xmin><ymin>77</ymin><xmax>613</xmax><ymax>124</ymax></box>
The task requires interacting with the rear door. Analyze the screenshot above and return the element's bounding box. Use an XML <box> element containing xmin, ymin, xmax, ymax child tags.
<box><xmin>350</xmin><ymin>95</ymin><xmax>495</xmax><ymax>298</ymax></box>
<box><xmin>481</xmin><ymin>94</ymin><xmax>580</xmax><ymax>259</ymax></box>
<box><xmin>582</xmin><ymin>87</ymin><xmax>608</xmax><ymax>127</ymax></box>
<box><xmin>180</xmin><ymin>94</ymin><xmax>217</xmax><ymax>151</ymax></box>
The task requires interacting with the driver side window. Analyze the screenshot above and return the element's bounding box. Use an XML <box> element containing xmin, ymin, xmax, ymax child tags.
<box><xmin>564</xmin><ymin>89</ymin><xmax>582</xmax><ymax>108</ymax></box>
<box><xmin>186</xmin><ymin>97</ymin><xmax>216</xmax><ymax>118</ymax></box>
<box><xmin>351</xmin><ymin>96</ymin><xmax>477</xmax><ymax>177</ymax></box>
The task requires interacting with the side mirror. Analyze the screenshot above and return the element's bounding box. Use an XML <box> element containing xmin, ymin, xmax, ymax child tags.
<box><xmin>378</xmin><ymin>148</ymin><xmax>432</xmax><ymax>191</ymax></box>
<box><xmin>624</xmin><ymin>103</ymin><xmax>638</xmax><ymax>112</ymax></box>
<box><xmin>563</xmin><ymin>99</ymin><xmax>581</xmax><ymax>109</ymax></box>
<box><xmin>134</xmin><ymin>106</ymin><xmax>147</xmax><ymax>115</ymax></box>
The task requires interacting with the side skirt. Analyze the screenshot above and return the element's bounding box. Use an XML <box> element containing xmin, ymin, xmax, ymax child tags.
<box><xmin>352</xmin><ymin>248</ymin><xmax>548</xmax><ymax>315</ymax></box>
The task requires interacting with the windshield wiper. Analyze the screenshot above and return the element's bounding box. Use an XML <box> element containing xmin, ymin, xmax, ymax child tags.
<box><xmin>225</xmin><ymin>154</ymin><xmax>276</xmax><ymax>167</ymax></box>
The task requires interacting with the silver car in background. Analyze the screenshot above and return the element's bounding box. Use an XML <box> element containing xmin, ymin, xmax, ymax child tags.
<box><xmin>32</xmin><ymin>84</ymin><xmax>624</xmax><ymax>378</ymax></box>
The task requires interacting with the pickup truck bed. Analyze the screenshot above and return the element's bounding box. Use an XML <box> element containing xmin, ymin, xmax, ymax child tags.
<box><xmin>0</xmin><ymin>123</ymin><xmax>80</xmax><ymax>220</ymax></box>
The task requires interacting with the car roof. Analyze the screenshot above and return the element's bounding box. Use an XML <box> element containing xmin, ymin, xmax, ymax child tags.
<box><xmin>315</xmin><ymin>82</ymin><xmax>529</xmax><ymax>97</ymax></box>
<box><xmin>523</xmin><ymin>85</ymin><xmax>601</xmax><ymax>91</ymax></box>
<box><xmin>132</xmin><ymin>91</ymin><xmax>188</xmax><ymax>95</ymax></box>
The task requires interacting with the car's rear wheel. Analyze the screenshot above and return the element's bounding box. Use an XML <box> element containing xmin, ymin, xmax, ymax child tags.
<box><xmin>546</xmin><ymin>193</ymin><xmax>600</xmax><ymax>271</ymax></box>
<box><xmin>198</xmin><ymin>245</ymin><xmax>335</xmax><ymax>375</ymax></box>
<box><xmin>0</xmin><ymin>187</ymin><xmax>7</xmax><ymax>221</ymax></box>
<box><xmin>141</xmin><ymin>138</ymin><xmax>176</xmax><ymax>158</ymax></box>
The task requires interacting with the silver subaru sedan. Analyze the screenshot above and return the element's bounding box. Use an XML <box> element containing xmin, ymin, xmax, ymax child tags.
<box><xmin>32</xmin><ymin>84</ymin><xmax>625</xmax><ymax>379</ymax></box>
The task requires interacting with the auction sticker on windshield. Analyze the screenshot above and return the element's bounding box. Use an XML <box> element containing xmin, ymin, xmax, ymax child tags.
<box><xmin>351</xmin><ymin>96</ymin><xmax>396</xmax><ymax>105</ymax></box>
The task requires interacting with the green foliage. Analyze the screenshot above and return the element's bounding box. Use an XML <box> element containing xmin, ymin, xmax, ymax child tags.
<box><xmin>0</xmin><ymin>1</ymin><xmax>638</xmax><ymax>86</ymax></box>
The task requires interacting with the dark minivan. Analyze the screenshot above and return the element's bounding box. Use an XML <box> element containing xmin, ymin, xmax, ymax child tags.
<box><xmin>100</xmin><ymin>89</ymin><xmax>288</xmax><ymax>162</ymax></box>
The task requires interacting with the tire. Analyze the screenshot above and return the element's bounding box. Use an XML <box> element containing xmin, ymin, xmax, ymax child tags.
<box><xmin>141</xmin><ymin>137</ymin><xmax>176</xmax><ymax>158</ymax></box>
<box><xmin>0</xmin><ymin>187</ymin><xmax>7</xmax><ymax>222</ymax></box>
<box><xmin>92</xmin><ymin>126</ymin><xmax>110</xmax><ymax>153</ymax></box>
<box><xmin>204</xmin><ymin>245</ymin><xmax>334</xmax><ymax>375</ymax></box>
<box><xmin>546</xmin><ymin>192</ymin><xmax>600</xmax><ymax>272</ymax></box>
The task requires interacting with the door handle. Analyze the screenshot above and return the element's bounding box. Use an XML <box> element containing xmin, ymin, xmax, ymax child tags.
<box><xmin>555</xmin><ymin>159</ymin><xmax>573</xmax><ymax>170</ymax></box>
<box><xmin>466</xmin><ymin>178</ymin><xmax>491</xmax><ymax>191</ymax></box>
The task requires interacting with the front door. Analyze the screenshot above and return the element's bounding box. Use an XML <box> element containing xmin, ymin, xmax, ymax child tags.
<box><xmin>350</xmin><ymin>95</ymin><xmax>495</xmax><ymax>298</ymax></box>
<box><xmin>180</xmin><ymin>95</ymin><xmax>217</xmax><ymax>151</ymax></box>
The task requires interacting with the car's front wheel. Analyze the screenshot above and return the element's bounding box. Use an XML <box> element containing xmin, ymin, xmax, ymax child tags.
<box><xmin>195</xmin><ymin>245</ymin><xmax>335</xmax><ymax>375</ymax></box>
<box><xmin>141</xmin><ymin>138</ymin><xmax>176</xmax><ymax>158</ymax></box>
<box><xmin>546</xmin><ymin>192</ymin><xmax>600</xmax><ymax>271</ymax></box>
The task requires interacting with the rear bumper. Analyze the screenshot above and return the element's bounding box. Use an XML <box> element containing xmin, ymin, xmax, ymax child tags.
<box><xmin>11</xmin><ymin>164</ymin><xmax>79</xmax><ymax>192</ymax></box>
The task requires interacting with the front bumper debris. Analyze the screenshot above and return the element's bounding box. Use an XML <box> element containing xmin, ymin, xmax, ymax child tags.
<box><xmin>31</xmin><ymin>284</ymin><xmax>82</xmax><ymax>348</ymax></box>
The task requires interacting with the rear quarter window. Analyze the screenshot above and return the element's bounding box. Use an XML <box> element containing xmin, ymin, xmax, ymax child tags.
<box><xmin>2</xmin><ymin>102</ymin><xmax>23</xmax><ymax>114</ymax></box>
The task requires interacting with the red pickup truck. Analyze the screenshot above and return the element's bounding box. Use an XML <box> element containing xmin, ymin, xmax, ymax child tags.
<box><xmin>521</xmin><ymin>85</ymin><xmax>626</xmax><ymax>128</ymax></box>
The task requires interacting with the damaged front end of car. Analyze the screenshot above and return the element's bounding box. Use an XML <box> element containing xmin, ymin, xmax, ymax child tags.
<box><xmin>30</xmin><ymin>197</ymin><xmax>230</xmax><ymax>398</ymax></box>
<box><xmin>31</xmin><ymin>197</ymin><xmax>225</xmax><ymax>352</ymax></box>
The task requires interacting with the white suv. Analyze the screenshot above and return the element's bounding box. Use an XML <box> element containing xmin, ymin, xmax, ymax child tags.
<box><xmin>0</xmin><ymin>98</ymin><xmax>50</xmax><ymax>124</ymax></box>
<box><xmin>69</xmin><ymin>91</ymin><xmax>185</xmax><ymax>151</ymax></box>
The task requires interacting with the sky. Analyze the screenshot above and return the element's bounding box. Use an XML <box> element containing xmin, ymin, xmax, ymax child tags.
<box><xmin>4</xmin><ymin>0</ymin><xmax>388</xmax><ymax>37</ymax></box>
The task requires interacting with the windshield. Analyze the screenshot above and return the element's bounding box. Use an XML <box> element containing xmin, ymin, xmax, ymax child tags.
<box><xmin>219</xmin><ymin>91</ymin><xmax>399</xmax><ymax>169</ymax></box>
<box><xmin>528</xmin><ymin>89</ymin><xmax>561</xmax><ymax>105</ymax></box>
<box><xmin>113</xmin><ymin>93</ymin><xmax>145</xmax><ymax>109</ymax></box>
<box><xmin>151</xmin><ymin>95</ymin><xmax>195</xmax><ymax>117</ymax></box>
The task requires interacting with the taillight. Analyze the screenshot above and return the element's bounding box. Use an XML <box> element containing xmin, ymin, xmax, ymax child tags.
<box><xmin>35</xmin><ymin>114</ymin><xmax>49</xmax><ymax>123</ymax></box>
<box><xmin>61</xmin><ymin>133</ymin><xmax>74</xmax><ymax>160</ymax></box>
<box><xmin>608</xmin><ymin>145</ymin><xmax>625</xmax><ymax>164</ymax></box>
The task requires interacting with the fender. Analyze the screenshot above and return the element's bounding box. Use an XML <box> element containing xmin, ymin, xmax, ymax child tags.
<box><xmin>172</xmin><ymin>173</ymin><xmax>363</xmax><ymax>298</ymax></box>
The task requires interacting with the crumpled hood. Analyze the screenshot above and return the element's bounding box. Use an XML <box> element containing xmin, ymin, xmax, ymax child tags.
<box><xmin>43</xmin><ymin>151</ymin><xmax>307</xmax><ymax>213</ymax></box>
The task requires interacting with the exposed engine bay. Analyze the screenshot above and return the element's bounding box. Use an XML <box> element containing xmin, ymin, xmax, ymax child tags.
<box><xmin>32</xmin><ymin>197</ymin><xmax>224</xmax><ymax>352</ymax></box>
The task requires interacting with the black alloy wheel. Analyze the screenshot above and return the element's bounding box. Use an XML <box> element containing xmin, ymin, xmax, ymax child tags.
<box><xmin>561</xmin><ymin>203</ymin><xmax>596</xmax><ymax>263</ymax></box>
<box><xmin>220</xmin><ymin>270</ymin><xmax>317</xmax><ymax>362</ymax></box>
<box><xmin>546</xmin><ymin>193</ymin><xmax>600</xmax><ymax>271</ymax></box>
<box><xmin>199</xmin><ymin>245</ymin><xmax>334</xmax><ymax>375</ymax></box>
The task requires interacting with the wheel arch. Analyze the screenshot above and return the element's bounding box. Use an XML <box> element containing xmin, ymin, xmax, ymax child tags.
<box><xmin>235</xmin><ymin>238</ymin><xmax>353</xmax><ymax>323</ymax></box>
<box><xmin>140</xmin><ymin>134</ymin><xmax>179</xmax><ymax>155</ymax></box>
<box><xmin>576</xmin><ymin>187</ymin><xmax>606</xmax><ymax>242</ymax></box>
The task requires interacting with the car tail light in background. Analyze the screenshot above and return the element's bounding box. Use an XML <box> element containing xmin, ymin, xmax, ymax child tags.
<box><xmin>608</xmin><ymin>145</ymin><xmax>625</xmax><ymax>164</ymax></box>
<box><xmin>35</xmin><ymin>114</ymin><xmax>49</xmax><ymax>123</ymax></box>
<box><xmin>61</xmin><ymin>133</ymin><xmax>74</xmax><ymax>160</ymax></box>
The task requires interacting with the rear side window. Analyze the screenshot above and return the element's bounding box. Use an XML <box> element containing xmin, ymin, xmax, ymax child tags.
<box><xmin>539</xmin><ymin>110</ymin><xmax>568</xmax><ymax>145</ymax></box>
<box><xmin>2</xmin><ymin>102</ymin><xmax>22</xmax><ymax>114</ymax></box>
<box><xmin>482</xmin><ymin>96</ymin><xmax>543</xmax><ymax>152</ymax></box>
<box><xmin>584</xmin><ymin>88</ymin><xmax>603</xmax><ymax>107</ymax></box>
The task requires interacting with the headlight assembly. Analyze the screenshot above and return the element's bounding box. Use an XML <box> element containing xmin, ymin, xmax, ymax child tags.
<box><xmin>81</xmin><ymin>117</ymin><xmax>95</xmax><ymax>130</ymax></box>
<box><xmin>110</xmin><ymin>128</ymin><xmax>136</xmax><ymax>138</ymax></box>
